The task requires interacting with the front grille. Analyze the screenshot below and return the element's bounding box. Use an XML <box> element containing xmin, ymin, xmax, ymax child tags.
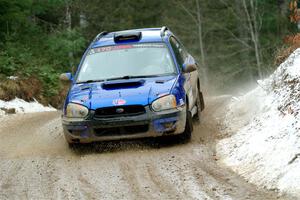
<box><xmin>94</xmin><ymin>125</ymin><xmax>149</xmax><ymax>137</ymax></box>
<box><xmin>94</xmin><ymin>105</ymin><xmax>146</xmax><ymax>118</ymax></box>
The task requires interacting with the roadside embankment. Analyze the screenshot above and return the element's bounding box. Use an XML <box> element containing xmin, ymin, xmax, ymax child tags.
<box><xmin>217</xmin><ymin>49</ymin><xmax>300</xmax><ymax>198</ymax></box>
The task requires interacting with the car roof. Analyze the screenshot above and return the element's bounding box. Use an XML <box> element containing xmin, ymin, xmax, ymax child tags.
<box><xmin>92</xmin><ymin>27</ymin><xmax>171</xmax><ymax>48</ymax></box>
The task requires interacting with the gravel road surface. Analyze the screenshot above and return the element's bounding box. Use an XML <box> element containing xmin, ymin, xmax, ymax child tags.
<box><xmin>0</xmin><ymin>97</ymin><xmax>286</xmax><ymax>200</ymax></box>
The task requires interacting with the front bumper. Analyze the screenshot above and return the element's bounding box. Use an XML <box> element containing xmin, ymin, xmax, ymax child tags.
<box><xmin>62</xmin><ymin>106</ymin><xmax>186</xmax><ymax>143</ymax></box>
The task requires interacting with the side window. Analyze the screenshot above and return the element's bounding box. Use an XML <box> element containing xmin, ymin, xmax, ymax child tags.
<box><xmin>169</xmin><ymin>37</ymin><xmax>188</xmax><ymax>69</ymax></box>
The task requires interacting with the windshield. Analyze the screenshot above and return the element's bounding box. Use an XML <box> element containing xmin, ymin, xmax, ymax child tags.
<box><xmin>76</xmin><ymin>43</ymin><xmax>176</xmax><ymax>83</ymax></box>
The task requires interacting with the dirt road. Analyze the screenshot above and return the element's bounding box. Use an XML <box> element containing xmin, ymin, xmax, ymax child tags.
<box><xmin>0</xmin><ymin>98</ymin><xmax>285</xmax><ymax>200</ymax></box>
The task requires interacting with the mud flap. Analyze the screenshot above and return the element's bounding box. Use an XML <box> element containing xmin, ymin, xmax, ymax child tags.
<box><xmin>200</xmin><ymin>91</ymin><xmax>205</xmax><ymax>111</ymax></box>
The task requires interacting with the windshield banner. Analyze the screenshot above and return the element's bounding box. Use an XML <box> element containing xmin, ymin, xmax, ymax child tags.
<box><xmin>89</xmin><ymin>43</ymin><xmax>165</xmax><ymax>55</ymax></box>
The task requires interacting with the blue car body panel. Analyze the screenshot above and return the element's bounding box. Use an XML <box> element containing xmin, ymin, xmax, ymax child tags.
<box><xmin>67</xmin><ymin>75</ymin><xmax>178</xmax><ymax>110</ymax></box>
<box><xmin>62</xmin><ymin>27</ymin><xmax>203</xmax><ymax>143</ymax></box>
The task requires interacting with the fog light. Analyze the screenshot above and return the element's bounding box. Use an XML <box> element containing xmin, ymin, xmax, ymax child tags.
<box><xmin>163</xmin><ymin>122</ymin><xmax>175</xmax><ymax>129</ymax></box>
<box><xmin>67</xmin><ymin>125</ymin><xmax>88</xmax><ymax>137</ymax></box>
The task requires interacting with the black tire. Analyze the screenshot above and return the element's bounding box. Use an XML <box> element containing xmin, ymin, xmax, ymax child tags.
<box><xmin>68</xmin><ymin>142</ymin><xmax>77</xmax><ymax>149</ymax></box>
<box><xmin>180</xmin><ymin>105</ymin><xmax>193</xmax><ymax>141</ymax></box>
<box><xmin>194</xmin><ymin>86</ymin><xmax>204</xmax><ymax>122</ymax></box>
<box><xmin>67</xmin><ymin>140</ymin><xmax>82</xmax><ymax>149</ymax></box>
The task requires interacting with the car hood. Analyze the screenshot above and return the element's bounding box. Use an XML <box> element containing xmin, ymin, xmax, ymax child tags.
<box><xmin>68</xmin><ymin>75</ymin><xmax>178</xmax><ymax>110</ymax></box>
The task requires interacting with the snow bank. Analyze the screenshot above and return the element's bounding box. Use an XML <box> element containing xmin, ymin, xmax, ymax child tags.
<box><xmin>0</xmin><ymin>98</ymin><xmax>56</xmax><ymax>117</ymax></box>
<box><xmin>217</xmin><ymin>49</ymin><xmax>300</xmax><ymax>198</ymax></box>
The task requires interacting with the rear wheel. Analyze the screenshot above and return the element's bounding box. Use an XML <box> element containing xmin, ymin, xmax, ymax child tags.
<box><xmin>194</xmin><ymin>81</ymin><xmax>204</xmax><ymax>122</ymax></box>
<box><xmin>194</xmin><ymin>89</ymin><xmax>202</xmax><ymax>122</ymax></box>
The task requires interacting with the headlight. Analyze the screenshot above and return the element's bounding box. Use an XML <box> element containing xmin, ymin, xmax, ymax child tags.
<box><xmin>66</xmin><ymin>103</ymin><xmax>89</xmax><ymax>118</ymax></box>
<box><xmin>151</xmin><ymin>95</ymin><xmax>177</xmax><ymax>112</ymax></box>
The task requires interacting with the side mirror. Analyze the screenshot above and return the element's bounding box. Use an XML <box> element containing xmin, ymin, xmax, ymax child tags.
<box><xmin>60</xmin><ymin>72</ymin><xmax>72</xmax><ymax>82</ymax></box>
<box><xmin>183</xmin><ymin>63</ymin><xmax>197</xmax><ymax>73</ymax></box>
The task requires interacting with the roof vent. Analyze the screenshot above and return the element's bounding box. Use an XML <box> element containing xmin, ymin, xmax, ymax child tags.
<box><xmin>114</xmin><ymin>31</ymin><xmax>142</xmax><ymax>43</ymax></box>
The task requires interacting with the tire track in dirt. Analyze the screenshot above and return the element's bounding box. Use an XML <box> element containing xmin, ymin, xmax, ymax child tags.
<box><xmin>0</xmin><ymin>98</ymin><xmax>290</xmax><ymax>200</ymax></box>
<box><xmin>146</xmin><ymin>164</ymin><xmax>179</xmax><ymax>199</ymax></box>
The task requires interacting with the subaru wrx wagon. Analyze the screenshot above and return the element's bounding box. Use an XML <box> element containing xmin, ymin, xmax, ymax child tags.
<box><xmin>60</xmin><ymin>27</ymin><xmax>205</xmax><ymax>145</ymax></box>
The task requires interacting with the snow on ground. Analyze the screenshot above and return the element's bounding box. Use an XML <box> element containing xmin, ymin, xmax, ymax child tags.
<box><xmin>217</xmin><ymin>49</ymin><xmax>300</xmax><ymax>198</ymax></box>
<box><xmin>0</xmin><ymin>98</ymin><xmax>56</xmax><ymax>117</ymax></box>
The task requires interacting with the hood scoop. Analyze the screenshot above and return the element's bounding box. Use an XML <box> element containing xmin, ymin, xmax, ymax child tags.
<box><xmin>102</xmin><ymin>80</ymin><xmax>145</xmax><ymax>90</ymax></box>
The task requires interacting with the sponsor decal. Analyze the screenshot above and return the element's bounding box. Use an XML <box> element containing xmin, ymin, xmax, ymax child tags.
<box><xmin>89</xmin><ymin>45</ymin><xmax>133</xmax><ymax>55</ymax></box>
<box><xmin>132</xmin><ymin>44</ymin><xmax>164</xmax><ymax>48</ymax></box>
<box><xmin>112</xmin><ymin>99</ymin><xmax>126</xmax><ymax>106</ymax></box>
<box><xmin>89</xmin><ymin>44</ymin><xmax>165</xmax><ymax>55</ymax></box>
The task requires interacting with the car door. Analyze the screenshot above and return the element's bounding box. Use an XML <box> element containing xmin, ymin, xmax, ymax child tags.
<box><xmin>169</xmin><ymin>36</ymin><xmax>198</xmax><ymax>110</ymax></box>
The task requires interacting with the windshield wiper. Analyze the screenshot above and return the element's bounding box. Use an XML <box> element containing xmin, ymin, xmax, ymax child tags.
<box><xmin>77</xmin><ymin>74</ymin><xmax>173</xmax><ymax>84</ymax></box>
<box><xmin>76</xmin><ymin>79</ymin><xmax>105</xmax><ymax>84</ymax></box>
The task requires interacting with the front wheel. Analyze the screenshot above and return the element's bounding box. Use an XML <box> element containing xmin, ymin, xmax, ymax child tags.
<box><xmin>180</xmin><ymin>106</ymin><xmax>193</xmax><ymax>141</ymax></box>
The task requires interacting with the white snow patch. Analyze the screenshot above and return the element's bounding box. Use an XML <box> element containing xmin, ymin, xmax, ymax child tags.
<box><xmin>0</xmin><ymin>98</ymin><xmax>56</xmax><ymax>117</ymax></box>
<box><xmin>217</xmin><ymin>49</ymin><xmax>300</xmax><ymax>198</ymax></box>
<box><xmin>7</xmin><ymin>76</ymin><xmax>18</xmax><ymax>80</ymax></box>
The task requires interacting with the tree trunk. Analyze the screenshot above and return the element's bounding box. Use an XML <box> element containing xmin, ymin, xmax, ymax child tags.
<box><xmin>80</xmin><ymin>13</ymin><xmax>87</xmax><ymax>28</ymax></box>
<box><xmin>234</xmin><ymin>0</ymin><xmax>254</xmax><ymax>81</ymax></box>
<box><xmin>277</xmin><ymin>0</ymin><xmax>289</xmax><ymax>35</ymax></box>
<box><xmin>242</xmin><ymin>0</ymin><xmax>262</xmax><ymax>79</ymax></box>
<box><xmin>278</xmin><ymin>0</ymin><xmax>289</xmax><ymax>16</ymax></box>
<box><xmin>65</xmin><ymin>0</ymin><xmax>74</xmax><ymax>67</ymax></box>
<box><xmin>195</xmin><ymin>0</ymin><xmax>208</xmax><ymax>87</ymax></box>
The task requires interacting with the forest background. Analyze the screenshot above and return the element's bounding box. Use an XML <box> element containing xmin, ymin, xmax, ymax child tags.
<box><xmin>0</xmin><ymin>0</ymin><xmax>297</xmax><ymax>107</ymax></box>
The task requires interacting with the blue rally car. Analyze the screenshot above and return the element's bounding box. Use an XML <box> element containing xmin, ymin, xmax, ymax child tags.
<box><xmin>60</xmin><ymin>26</ymin><xmax>205</xmax><ymax>145</ymax></box>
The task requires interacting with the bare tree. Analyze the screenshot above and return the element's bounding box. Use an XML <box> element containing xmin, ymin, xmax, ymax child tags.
<box><xmin>242</xmin><ymin>0</ymin><xmax>262</xmax><ymax>78</ymax></box>
<box><xmin>65</xmin><ymin>0</ymin><xmax>74</xmax><ymax>67</ymax></box>
<box><xmin>278</xmin><ymin>0</ymin><xmax>289</xmax><ymax>16</ymax></box>
<box><xmin>234</xmin><ymin>0</ymin><xmax>254</xmax><ymax>81</ymax></box>
<box><xmin>195</xmin><ymin>0</ymin><xmax>206</xmax><ymax>70</ymax></box>
<box><xmin>175</xmin><ymin>0</ymin><xmax>208</xmax><ymax>86</ymax></box>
